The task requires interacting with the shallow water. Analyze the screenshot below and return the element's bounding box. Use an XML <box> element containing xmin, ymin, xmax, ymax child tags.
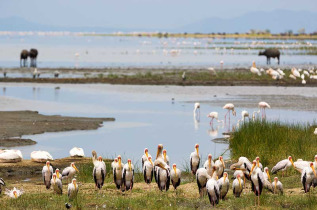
<box><xmin>0</xmin><ymin>34</ymin><xmax>316</xmax><ymax>69</ymax></box>
<box><xmin>0</xmin><ymin>83</ymin><xmax>316</xmax><ymax>169</ymax></box>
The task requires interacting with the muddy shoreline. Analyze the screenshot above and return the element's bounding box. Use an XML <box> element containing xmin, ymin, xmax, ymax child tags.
<box><xmin>0</xmin><ymin>139</ymin><xmax>36</xmax><ymax>147</ymax></box>
<box><xmin>0</xmin><ymin>111</ymin><xmax>115</xmax><ymax>140</ymax></box>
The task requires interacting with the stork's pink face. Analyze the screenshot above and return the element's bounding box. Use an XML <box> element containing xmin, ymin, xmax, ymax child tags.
<box><xmin>173</xmin><ymin>164</ymin><xmax>176</xmax><ymax>168</ymax></box>
<box><xmin>148</xmin><ymin>157</ymin><xmax>152</xmax><ymax>161</ymax></box>
<box><xmin>144</xmin><ymin>148</ymin><xmax>148</xmax><ymax>153</ymax></box>
<box><xmin>237</xmin><ymin>174</ymin><xmax>240</xmax><ymax>178</ymax></box>
<box><xmin>288</xmin><ymin>156</ymin><xmax>292</xmax><ymax>161</ymax></box>
<box><xmin>56</xmin><ymin>169</ymin><xmax>59</xmax><ymax>173</ymax></box>
<box><xmin>128</xmin><ymin>159</ymin><xmax>131</xmax><ymax>163</ymax></box>
<box><xmin>195</xmin><ymin>144</ymin><xmax>199</xmax><ymax>149</ymax></box>
<box><xmin>315</xmin><ymin>155</ymin><xmax>317</xmax><ymax>161</ymax></box>
<box><xmin>163</xmin><ymin>150</ymin><xmax>167</xmax><ymax>155</ymax></box>
<box><xmin>118</xmin><ymin>156</ymin><xmax>121</xmax><ymax>160</ymax></box>
<box><xmin>256</xmin><ymin>157</ymin><xmax>260</xmax><ymax>161</ymax></box>
<box><xmin>265</xmin><ymin>168</ymin><xmax>268</xmax><ymax>172</ymax></box>
<box><xmin>219</xmin><ymin>156</ymin><xmax>223</xmax><ymax>160</ymax></box>
<box><xmin>53</xmin><ymin>174</ymin><xmax>56</xmax><ymax>179</ymax></box>
<box><xmin>98</xmin><ymin>156</ymin><xmax>102</xmax><ymax>161</ymax></box>
<box><xmin>114</xmin><ymin>158</ymin><xmax>118</xmax><ymax>163</ymax></box>
<box><xmin>274</xmin><ymin>177</ymin><xmax>278</xmax><ymax>181</ymax></box>
<box><xmin>208</xmin><ymin>154</ymin><xmax>212</xmax><ymax>160</ymax></box>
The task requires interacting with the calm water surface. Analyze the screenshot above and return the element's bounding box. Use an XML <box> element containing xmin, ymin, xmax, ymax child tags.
<box><xmin>0</xmin><ymin>84</ymin><xmax>316</xmax><ymax>169</ymax></box>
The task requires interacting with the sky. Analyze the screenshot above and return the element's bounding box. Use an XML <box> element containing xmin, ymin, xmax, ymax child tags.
<box><xmin>0</xmin><ymin>0</ymin><xmax>317</xmax><ymax>29</ymax></box>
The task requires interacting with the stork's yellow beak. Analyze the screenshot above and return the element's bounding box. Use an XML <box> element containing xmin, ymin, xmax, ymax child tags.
<box><xmin>149</xmin><ymin>159</ymin><xmax>153</xmax><ymax>165</ymax></box>
<box><xmin>56</xmin><ymin>171</ymin><xmax>60</xmax><ymax>178</ymax></box>
<box><xmin>145</xmin><ymin>151</ymin><xmax>148</xmax><ymax>157</ymax></box>
<box><xmin>250</xmin><ymin>164</ymin><xmax>255</xmax><ymax>174</ymax></box>
<box><xmin>14</xmin><ymin>192</ymin><xmax>17</xmax><ymax>198</ymax></box>
<box><xmin>290</xmin><ymin>159</ymin><xmax>295</xmax><ymax>168</ymax></box>
<box><xmin>224</xmin><ymin>173</ymin><xmax>227</xmax><ymax>180</ymax></box>
<box><xmin>163</xmin><ymin>153</ymin><xmax>167</xmax><ymax>162</ymax></box>
<box><xmin>238</xmin><ymin>177</ymin><xmax>241</xmax><ymax>188</ymax></box>
<box><xmin>209</xmin><ymin>159</ymin><xmax>211</xmax><ymax>168</ymax></box>
<box><xmin>73</xmin><ymin>165</ymin><xmax>79</xmax><ymax>172</ymax></box>
<box><xmin>173</xmin><ymin>167</ymin><xmax>177</xmax><ymax>176</ymax></box>
<box><xmin>267</xmin><ymin>171</ymin><xmax>271</xmax><ymax>182</ymax></box>
<box><xmin>128</xmin><ymin>162</ymin><xmax>132</xmax><ymax>171</ymax></box>
<box><xmin>257</xmin><ymin>160</ymin><xmax>260</xmax><ymax>167</ymax></box>
<box><xmin>274</xmin><ymin>180</ymin><xmax>277</xmax><ymax>191</ymax></box>
<box><xmin>196</xmin><ymin>147</ymin><xmax>199</xmax><ymax>155</ymax></box>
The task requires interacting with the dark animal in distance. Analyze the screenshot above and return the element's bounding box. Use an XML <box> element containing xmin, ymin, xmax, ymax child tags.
<box><xmin>29</xmin><ymin>48</ymin><xmax>38</xmax><ymax>67</ymax></box>
<box><xmin>20</xmin><ymin>49</ymin><xmax>29</xmax><ymax>67</ymax></box>
<box><xmin>259</xmin><ymin>48</ymin><xmax>280</xmax><ymax>65</ymax></box>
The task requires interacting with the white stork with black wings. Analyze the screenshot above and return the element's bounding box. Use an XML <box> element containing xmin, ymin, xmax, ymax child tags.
<box><xmin>93</xmin><ymin>156</ymin><xmax>106</xmax><ymax>190</ymax></box>
<box><xmin>42</xmin><ymin>161</ymin><xmax>53</xmax><ymax>189</ymax></box>
<box><xmin>143</xmin><ymin>156</ymin><xmax>154</xmax><ymax>185</ymax></box>
<box><xmin>67</xmin><ymin>178</ymin><xmax>78</xmax><ymax>201</ymax></box>
<box><xmin>271</xmin><ymin>156</ymin><xmax>295</xmax><ymax>177</ymax></box>
<box><xmin>62</xmin><ymin>162</ymin><xmax>79</xmax><ymax>183</ymax></box>
<box><xmin>113</xmin><ymin>155</ymin><xmax>124</xmax><ymax>190</ymax></box>
<box><xmin>196</xmin><ymin>167</ymin><xmax>213</xmax><ymax>197</ymax></box>
<box><xmin>301</xmin><ymin>162</ymin><xmax>317</xmax><ymax>193</ymax></box>
<box><xmin>122</xmin><ymin>159</ymin><xmax>134</xmax><ymax>191</ymax></box>
<box><xmin>141</xmin><ymin>148</ymin><xmax>152</xmax><ymax>168</ymax></box>
<box><xmin>190</xmin><ymin>144</ymin><xmax>200</xmax><ymax>175</ymax></box>
<box><xmin>171</xmin><ymin>164</ymin><xmax>181</xmax><ymax>190</ymax></box>
<box><xmin>250</xmin><ymin>161</ymin><xmax>265</xmax><ymax>206</ymax></box>
<box><xmin>154</xmin><ymin>158</ymin><xmax>170</xmax><ymax>191</ymax></box>
<box><xmin>51</xmin><ymin>173</ymin><xmax>63</xmax><ymax>194</ymax></box>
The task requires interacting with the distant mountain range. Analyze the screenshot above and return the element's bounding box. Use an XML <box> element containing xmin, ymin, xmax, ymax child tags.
<box><xmin>179</xmin><ymin>10</ymin><xmax>317</xmax><ymax>34</ymax></box>
<box><xmin>0</xmin><ymin>10</ymin><xmax>316</xmax><ymax>33</ymax></box>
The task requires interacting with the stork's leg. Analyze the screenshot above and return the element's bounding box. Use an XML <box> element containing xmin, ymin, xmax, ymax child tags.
<box><xmin>244</xmin><ymin>176</ymin><xmax>246</xmax><ymax>188</ymax></box>
<box><xmin>258</xmin><ymin>195</ymin><xmax>260</xmax><ymax>206</ymax></box>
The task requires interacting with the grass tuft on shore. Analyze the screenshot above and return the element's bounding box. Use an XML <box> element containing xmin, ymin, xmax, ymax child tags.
<box><xmin>230</xmin><ymin>120</ymin><xmax>317</xmax><ymax>166</ymax></box>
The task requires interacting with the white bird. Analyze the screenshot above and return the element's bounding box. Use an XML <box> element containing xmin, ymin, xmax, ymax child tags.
<box><xmin>263</xmin><ymin>167</ymin><xmax>271</xmax><ymax>182</ymax></box>
<box><xmin>258</xmin><ymin>101</ymin><xmax>270</xmax><ymax>119</ymax></box>
<box><xmin>182</xmin><ymin>71</ymin><xmax>186</xmax><ymax>81</ymax></box>
<box><xmin>154</xmin><ymin>144</ymin><xmax>164</xmax><ymax>184</ymax></box>
<box><xmin>204</xmin><ymin>154</ymin><xmax>214</xmax><ymax>176</ymax></box>
<box><xmin>122</xmin><ymin>159</ymin><xmax>134</xmax><ymax>191</ymax></box>
<box><xmin>303</xmin><ymin>70</ymin><xmax>310</xmax><ymax>77</ymax></box>
<box><xmin>223</xmin><ymin>103</ymin><xmax>236</xmax><ymax>123</ymax></box>
<box><xmin>154</xmin><ymin>159</ymin><xmax>170</xmax><ymax>191</ymax></box>
<box><xmin>196</xmin><ymin>167</ymin><xmax>212</xmax><ymax>197</ymax></box>
<box><xmin>272</xmin><ymin>177</ymin><xmax>283</xmax><ymax>194</ymax></box>
<box><xmin>69</xmin><ymin>147</ymin><xmax>85</xmax><ymax>157</ymax></box>
<box><xmin>261</xmin><ymin>167</ymin><xmax>274</xmax><ymax>192</ymax></box>
<box><xmin>54</xmin><ymin>70</ymin><xmax>60</xmax><ymax>78</ymax></box>
<box><xmin>215</xmin><ymin>156</ymin><xmax>225</xmax><ymax>178</ymax></box>
<box><xmin>31</xmin><ymin>151</ymin><xmax>53</xmax><ymax>163</ymax></box>
<box><xmin>143</xmin><ymin>156</ymin><xmax>154</xmax><ymax>185</ymax></box>
<box><xmin>42</xmin><ymin>161</ymin><xmax>53</xmax><ymax>189</ymax></box>
<box><xmin>291</xmin><ymin>68</ymin><xmax>301</xmax><ymax>78</ymax></box>
<box><xmin>294</xmin><ymin>159</ymin><xmax>311</xmax><ymax>173</ymax></box>
<box><xmin>217</xmin><ymin>172</ymin><xmax>229</xmax><ymax>200</ymax></box>
<box><xmin>62</xmin><ymin>162</ymin><xmax>79</xmax><ymax>183</ymax></box>
<box><xmin>93</xmin><ymin>156</ymin><xmax>106</xmax><ymax>189</ymax></box>
<box><xmin>302</xmin><ymin>79</ymin><xmax>306</xmax><ymax>85</ymax></box>
<box><xmin>250</xmin><ymin>161</ymin><xmax>265</xmax><ymax>206</ymax></box>
<box><xmin>113</xmin><ymin>155</ymin><xmax>124</xmax><ymax>190</ymax></box>
<box><xmin>0</xmin><ymin>149</ymin><xmax>23</xmax><ymax>163</ymax></box>
<box><xmin>255</xmin><ymin>157</ymin><xmax>263</xmax><ymax>170</ymax></box>
<box><xmin>232</xmin><ymin>174</ymin><xmax>244</xmax><ymax>197</ymax></box>
<box><xmin>277</xmin><ymin>68</ymin><xmax>285</xmax><ymax>76</ymax></box>
<box><xmin>301</xmin><ymin>162</ymin><xmax>317</xmax><ymax>193</ymax></box>
<box><xmin>194</xmin><ymin>102</ymin><xmax>200</xmax><ymax>118</ymax></box>
<box><xmin>67</xmin><ymin>178</ymin><xmax>78</xmax><ymax>201</ymax></box>
<box><xmin>190</xmin><ymin>144</ymin><xmax>200</xmax><ymax>175</ymax></box>
<box><xmin>33</xmin><ymin>68</ymin><xmax>40</xmax><ymax>78</ymax></box>
<box><xmin>0</xmin><ymin>178</ymin><xmax>5</xmax><ymax>194</ymax></box>
<box><xmin>51</xmin><ymin>173</ymin><xmax>63</xmax><ymax>194</ymax></box>
<box><xmin>314</xmin><ymin>128</ymin><xmax>317</xmax><ymax>135</ymax></box>
<box><xmin>289</xmin><ymin>74</ymin><xmax>297</xmax><ymax>80</ymax></box>
<box><xmin>207</xmin><ymin>112</ymin><xmax>223</xmax><ymax>125</ymax></box>
<box><xmin>238</xmin><ymin>110</ymin><xmax>250</xmax><ymax>123</ymax></box>
<box><xmin>141</xmin><ymin>148</ymin><xmax>152</xmax><ymax>168</ymax></box>
<box><xmin>250</xmin><ymin>61</ymin><xmax>261</xmax><ymax>76</ymax></box>
<box><xmin>271</xmin><ymin>156</ymin><xmax>295</xmax><ymax>177</ymax></box>
<box><xmin>171</xmin><ymin>164</ymin><xmax>181</xmax><ymax>190</ymax></box>
<box><xmin>5</xmin><ymin>187</ymin><xmax>23</xmax><ymax>199</ymax></box>
<box><xmin>206</xmin><ymin>167</ymin><xmax>220</xmax><ymax>206</ymax></box>
<box><xmin>163</xmin><ymin>149</ymin><xmax>170</xmax><ymax>166</ymax></box>
<box><xmin>310</xmin><ymin>75</ymin><xmax>317</xmax><ymax>80</ymax></box>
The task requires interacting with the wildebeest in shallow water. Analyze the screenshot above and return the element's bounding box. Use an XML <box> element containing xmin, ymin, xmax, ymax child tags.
<box><xmin>20</xmin><ymin>49</ymin><xmax>29</xmax><ymax>67</ymax></box>
<box><xmin>29</xmin><ymin>48</ymin><xmax>38</xmax><ymax>67</ymax></box>
<box><xmin>259</xmin><ymin>48</ymin><xmax>280</xmax><ymax>65</ymax></box>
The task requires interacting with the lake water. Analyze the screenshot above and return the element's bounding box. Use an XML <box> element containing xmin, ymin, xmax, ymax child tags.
<box><xmin>0</xmin><ymin>33</ymin><xmax>316</xmax><ymax>69</ymax></box>
<box><xmin>0</xmin><ymin>83</ymin><xmax>316</xmax><ymax>170</ymax></box>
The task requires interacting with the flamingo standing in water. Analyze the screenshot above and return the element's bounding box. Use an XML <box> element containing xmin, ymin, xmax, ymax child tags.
<box><xmin>223</xmin><ymin>103</ymin><xmax>236</xmax><ymax>123</ymax></box>
<box><xmin>258</xmin><ymin>102</ymin><xmax>271</xmax><ymax>119</ymax></box>
<box><xmin>207</xmin><ymin>112</ymin><xmax>223</xmax><ymax>126</ymax></box>
<box><xmin>194</xmin><ymin>103</ymin><xmax>200</xmax><ymax>119</ymax></box>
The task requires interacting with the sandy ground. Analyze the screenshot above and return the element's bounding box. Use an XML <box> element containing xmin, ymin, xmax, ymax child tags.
<box><xmin>0</xmin><ymin>111</ymin><xmax>114</xmax><ymax>144</ymax></box>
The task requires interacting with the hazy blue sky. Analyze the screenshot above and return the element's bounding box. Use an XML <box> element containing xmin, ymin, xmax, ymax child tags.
<box><xmin>0</xmin><ymin>0</ymin><xmax>316</xmax><ymax>29</ymax></box>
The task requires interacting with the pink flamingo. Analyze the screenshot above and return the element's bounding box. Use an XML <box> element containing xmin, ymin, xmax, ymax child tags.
<box><xmin>223</xmin><ymin>103</ymin><xmax>236</xmax><ymax>123</ymax></box>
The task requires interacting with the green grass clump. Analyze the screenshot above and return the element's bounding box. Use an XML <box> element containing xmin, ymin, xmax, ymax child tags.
<box><xmin>230</xmin><ymin>120</ymin><xmax>317</xmax><ymax>166</ymax></box>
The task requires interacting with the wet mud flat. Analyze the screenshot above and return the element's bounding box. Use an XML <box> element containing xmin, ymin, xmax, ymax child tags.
<box><xmin>0</xmin><ymin>111</ymin><xmax>115</xmax><ymax>147</ymax></box>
